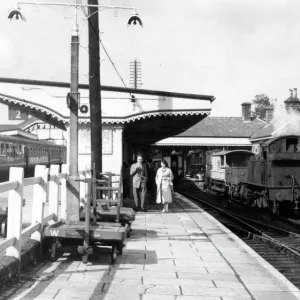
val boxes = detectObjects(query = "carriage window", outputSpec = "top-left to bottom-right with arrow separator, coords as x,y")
18,145 -> 23,156
6,144 -> 10,157
286,138 -> 298,152
0,143 -> 5,156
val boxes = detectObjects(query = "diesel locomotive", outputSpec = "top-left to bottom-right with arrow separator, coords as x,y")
206,134 -> 300,216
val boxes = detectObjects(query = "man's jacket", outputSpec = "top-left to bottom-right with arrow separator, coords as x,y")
130,163 -> 148,188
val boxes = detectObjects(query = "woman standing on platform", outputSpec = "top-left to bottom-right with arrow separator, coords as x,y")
156,159 -> 174,213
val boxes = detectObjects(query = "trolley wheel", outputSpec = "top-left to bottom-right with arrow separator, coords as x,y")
126,226 -> 131,238
110,245 -> 117,264
51,238 -> 58,262
42,238 -> 52,256
117,245 -> 123,255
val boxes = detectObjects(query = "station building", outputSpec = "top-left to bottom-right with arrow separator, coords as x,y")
152,102 -> 266,177
0,81 -> 214,175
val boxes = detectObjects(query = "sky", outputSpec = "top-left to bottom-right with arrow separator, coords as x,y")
1,0 -> 300,123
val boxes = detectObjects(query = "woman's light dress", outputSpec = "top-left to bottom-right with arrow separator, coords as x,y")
155,167 -> 174,204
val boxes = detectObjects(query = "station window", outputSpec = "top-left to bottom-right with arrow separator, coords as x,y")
193,152 -> 203,165
0,143 -> 5,156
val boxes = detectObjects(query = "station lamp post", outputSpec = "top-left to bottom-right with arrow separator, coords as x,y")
8,1 -> 142,222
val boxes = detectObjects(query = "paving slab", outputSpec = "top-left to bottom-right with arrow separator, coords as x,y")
2,193 -> 300,299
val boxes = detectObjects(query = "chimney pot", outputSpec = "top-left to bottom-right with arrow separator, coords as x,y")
265,106 -> 274,123
294,88 -> 298,99
285,88 -> 300,113
241,102 -> 252,122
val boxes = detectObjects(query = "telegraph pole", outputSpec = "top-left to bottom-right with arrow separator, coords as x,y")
88,0 -> 102,178
67,9 -> 80,223
130,60 -> 142,89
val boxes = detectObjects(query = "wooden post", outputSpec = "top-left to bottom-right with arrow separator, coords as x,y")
66,25 -> 80,223
108,173 -> 112,200
45,167 -> 50,203
80,171 -> 86,207
49,165 -> 60,221
83,178 -> 92,264
31,165 -> 48,242
85,170 -> 91,193
60,164 -> 69,221
6,167 -> 24,263
88,0 -> 102,179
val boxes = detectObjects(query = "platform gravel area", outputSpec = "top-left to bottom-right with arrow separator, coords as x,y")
1,193 -> 300,300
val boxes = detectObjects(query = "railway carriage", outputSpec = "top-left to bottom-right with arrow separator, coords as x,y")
0,134 -> 66,180
206,135 -> 300,216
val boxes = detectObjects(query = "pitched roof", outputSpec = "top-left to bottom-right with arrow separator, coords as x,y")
0,124 -> 20,132
176,117 -> 266,138
251,115 -> 300,140
0,117 -> 39,133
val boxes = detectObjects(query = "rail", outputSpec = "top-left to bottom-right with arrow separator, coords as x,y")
0,164 -> 68,275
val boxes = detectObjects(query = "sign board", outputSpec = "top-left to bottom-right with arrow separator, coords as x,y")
79,128 -> 113,155
8,108 -> 29,121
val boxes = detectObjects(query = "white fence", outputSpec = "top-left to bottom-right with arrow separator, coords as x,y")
0,164 -> 69,274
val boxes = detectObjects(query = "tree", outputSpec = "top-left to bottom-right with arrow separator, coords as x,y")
252,94 -> 271,121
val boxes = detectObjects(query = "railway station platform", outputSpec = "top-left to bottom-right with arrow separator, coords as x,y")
2,194 -> 300,300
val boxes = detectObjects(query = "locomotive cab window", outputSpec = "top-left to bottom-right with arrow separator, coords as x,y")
263,150 -> 267,160
286,138 -> 298,152
220,156 -> 225,166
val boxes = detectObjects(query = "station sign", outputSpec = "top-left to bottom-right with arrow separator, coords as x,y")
8,108 -> 29,121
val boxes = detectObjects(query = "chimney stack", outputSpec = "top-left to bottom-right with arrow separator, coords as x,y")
284,88 -> 300,113
241,102 -> 252,122
265,106 -> 274,123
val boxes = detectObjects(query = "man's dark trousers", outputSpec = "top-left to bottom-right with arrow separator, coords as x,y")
133,182 -> 147,209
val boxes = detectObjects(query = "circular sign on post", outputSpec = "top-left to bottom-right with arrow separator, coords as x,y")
80,105 -> 88,114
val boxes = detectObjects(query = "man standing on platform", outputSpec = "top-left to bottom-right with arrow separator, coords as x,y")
130,154 -> 148,212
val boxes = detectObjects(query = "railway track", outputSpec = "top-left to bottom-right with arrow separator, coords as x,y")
180,191 -> 300,288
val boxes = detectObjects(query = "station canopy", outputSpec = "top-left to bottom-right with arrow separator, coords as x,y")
154,137 -> 252,147
0,79 -> 214,144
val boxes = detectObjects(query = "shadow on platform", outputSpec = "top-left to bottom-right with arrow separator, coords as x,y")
2,245 -> 159,300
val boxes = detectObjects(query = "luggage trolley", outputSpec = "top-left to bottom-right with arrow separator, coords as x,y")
43,168 -> 127,264
83,171 -> 135,237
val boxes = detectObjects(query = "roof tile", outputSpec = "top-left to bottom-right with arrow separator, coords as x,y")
176,117 -> 266,138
